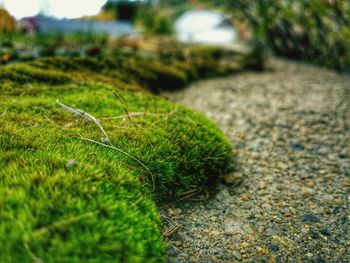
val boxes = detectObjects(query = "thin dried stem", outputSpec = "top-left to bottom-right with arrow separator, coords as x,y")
56,99 -> 110,142
177,188 -> 199,198
1,108 -> 8,116
44,115 -> 56,126
159,212 -> 177,227
163,224 -> 182,237
113,91 -> 131,121
177,192 -> 200,202
23,239 -> 43,263
79,137 -> 155,191
31,211 -> 98,238
190,190 -> 210,201
23,211 -> 99,263
102,112 -> 163,120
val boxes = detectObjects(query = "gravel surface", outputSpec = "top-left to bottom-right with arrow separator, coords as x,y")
163,59 -> 350,263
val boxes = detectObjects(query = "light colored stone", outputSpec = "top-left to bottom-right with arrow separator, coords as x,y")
232,250 -> 242,260
241,194 -> 250,201
215,188 -> 233,204
224,219 -> 255,237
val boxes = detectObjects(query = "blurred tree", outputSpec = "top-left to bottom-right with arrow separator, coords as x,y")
0,8 -> 15,33
103,0 -> 151,21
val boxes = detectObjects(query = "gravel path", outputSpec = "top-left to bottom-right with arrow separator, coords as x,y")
164,59 -> 350,263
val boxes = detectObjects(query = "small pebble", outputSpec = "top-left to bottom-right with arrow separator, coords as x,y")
301,214 -> 321,223
267,243 -> 279,252
241,194 -> 250,201
232,250 -> 242,260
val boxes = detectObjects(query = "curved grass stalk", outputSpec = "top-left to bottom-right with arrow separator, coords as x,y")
79,137 -> 155,191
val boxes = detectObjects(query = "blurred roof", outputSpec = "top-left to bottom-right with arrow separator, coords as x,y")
19,15 -> 137,36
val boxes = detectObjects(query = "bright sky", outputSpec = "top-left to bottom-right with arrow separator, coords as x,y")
0,0 -> 108,19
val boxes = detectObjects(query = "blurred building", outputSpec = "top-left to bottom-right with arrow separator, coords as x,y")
17,17 -> 39,34
17,15 -> 137,36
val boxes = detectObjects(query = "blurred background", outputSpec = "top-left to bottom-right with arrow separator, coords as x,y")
0,0 -> 349,71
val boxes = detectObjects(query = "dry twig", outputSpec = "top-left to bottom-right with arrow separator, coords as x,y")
23,239 -> 43,263
190,190 -> 210,201
1,108 -> 8,116
163,224 -> 182,237
23,211 -> 98,263
113,91 -> 132,121
177,192 -> 200,201
56,99 -> 110,142
159,212 -> 177,227
44,115 -> 56,126
31,211 -> 98,238
177,188 -> 199,198
79,137 -> 155,191
102,112 -> 163,120
177,188 -> 201,201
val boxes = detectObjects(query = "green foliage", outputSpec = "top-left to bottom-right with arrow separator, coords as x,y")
14,41 -> 246,92
102,0 -> 177,34
0,64 -> 72,85
0,32 -> 108,64
135,7 -> 174,35
0,43 -> 242,261
207,0 -> 350,71
103,0 -> 142,21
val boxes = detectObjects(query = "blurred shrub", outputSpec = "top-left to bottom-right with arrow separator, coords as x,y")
208,0 -> 350,71
135,7 -> 174,35
102,1 -> 173,35
267,0 -> 350,71
103,0 -> 141,21
0,32 -> 109,64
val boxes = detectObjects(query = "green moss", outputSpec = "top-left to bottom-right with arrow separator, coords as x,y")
0,44 -> 237,262
0,64 -> 72,85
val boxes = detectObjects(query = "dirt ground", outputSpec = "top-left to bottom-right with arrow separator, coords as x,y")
164,59 -> 350,263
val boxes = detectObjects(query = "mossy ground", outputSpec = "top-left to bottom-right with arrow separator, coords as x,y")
0,43 -> 243,262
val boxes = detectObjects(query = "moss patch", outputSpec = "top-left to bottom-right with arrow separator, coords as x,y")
0,43 -> 240,262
